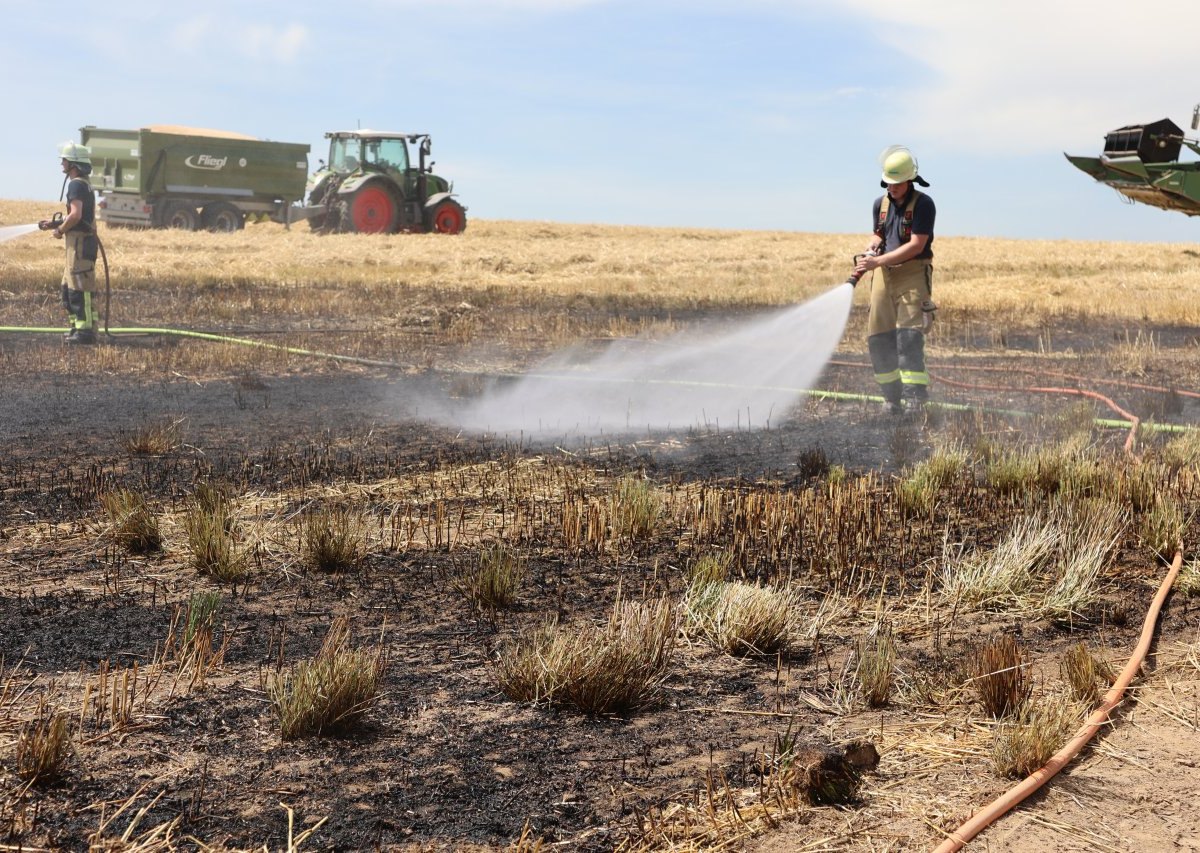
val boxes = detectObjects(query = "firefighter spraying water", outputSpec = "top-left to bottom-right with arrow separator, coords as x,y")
40,142 -> 103,345
846,146 -> 938,415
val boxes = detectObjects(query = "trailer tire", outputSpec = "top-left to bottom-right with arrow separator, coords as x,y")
161,202 -> 200,231
202,202 -> 246,233
426,199 -> 467,235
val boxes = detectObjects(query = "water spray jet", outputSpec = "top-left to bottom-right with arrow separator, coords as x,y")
0,223 -> 40,243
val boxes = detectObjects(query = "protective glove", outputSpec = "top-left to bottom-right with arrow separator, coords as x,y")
846,247 -> 881,287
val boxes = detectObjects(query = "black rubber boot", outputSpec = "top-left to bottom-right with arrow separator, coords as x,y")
65,328 -> 97,345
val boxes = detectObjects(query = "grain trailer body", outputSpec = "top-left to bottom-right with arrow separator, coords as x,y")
80,125 -> 311,231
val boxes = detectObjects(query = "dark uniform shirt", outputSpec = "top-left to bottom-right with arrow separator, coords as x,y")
872,189 -> 935,259
66,177 -> 95,230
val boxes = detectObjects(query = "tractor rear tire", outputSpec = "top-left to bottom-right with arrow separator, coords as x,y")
202,202 -> 245,233
160,202 -> 200,231
307,210 -> 330,233
348,184 -> 399,234
426,199 -> 467,235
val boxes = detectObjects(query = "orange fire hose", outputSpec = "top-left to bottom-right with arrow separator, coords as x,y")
824,359 -> 1147,455
932,548 -> 1185,852
826,358 -> 1200,402
934,363 -> 1200,402
931,375 -> 1142,456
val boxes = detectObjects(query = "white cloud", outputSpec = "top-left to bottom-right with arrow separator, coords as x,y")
236,22 -> 310,63
789,0 -> 1200,154
169,15 -> 309,64
169,16 -> 214,55
363,0 -> 603,8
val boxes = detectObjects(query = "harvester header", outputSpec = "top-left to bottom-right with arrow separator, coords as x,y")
1065,104 -> 1200,217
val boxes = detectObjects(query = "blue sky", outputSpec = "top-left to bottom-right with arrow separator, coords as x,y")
4,0 -> 1200,241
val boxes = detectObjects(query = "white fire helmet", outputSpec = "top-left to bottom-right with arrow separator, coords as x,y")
57,141 -> 91,165
879,145 -> 918,184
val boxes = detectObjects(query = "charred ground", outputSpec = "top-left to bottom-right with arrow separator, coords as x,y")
2,218 -> 1200,851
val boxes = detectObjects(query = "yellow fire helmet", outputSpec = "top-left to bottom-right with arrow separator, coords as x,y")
57,141 -> 91,165
879,145 -> 918,184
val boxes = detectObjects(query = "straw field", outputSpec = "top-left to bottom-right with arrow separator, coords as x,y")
2,196 -> 1200,851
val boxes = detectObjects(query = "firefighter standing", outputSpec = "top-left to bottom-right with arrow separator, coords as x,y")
854,146 -> 937,414
40,142 -> 99,345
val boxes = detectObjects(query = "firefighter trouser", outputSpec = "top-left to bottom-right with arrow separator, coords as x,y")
61,230 -> 98,332
867,259 -> 932,405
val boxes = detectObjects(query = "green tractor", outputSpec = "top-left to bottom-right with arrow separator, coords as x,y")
1065,105 -> 1200,216
304,130 -> 467,234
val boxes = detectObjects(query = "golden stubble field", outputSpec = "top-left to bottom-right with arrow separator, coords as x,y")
2,197 -> 1200,852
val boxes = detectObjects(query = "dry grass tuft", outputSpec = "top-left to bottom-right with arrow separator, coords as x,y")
492,596 -> 677,714
265,616 -> 387,740
1059,641 -> 1110,707
984,440 -> 1092,498
1159,430 -> 1200,470
302,506 -> 365,573
686,551 -> 733,587
101,488 -> 163,553
16,704 -> 73,784
121,416 -> 184,455
611,474 -> 663,542
454,543 -> 525,611
1035,501 -> 1124,621
1138,495 -> 1187,561
796,447 -> 829,479
984,447 -> 1040,497
184,491 -> 250,583
684,579 -> 796,657
1176,558 -> 1200,597
941,514 -> 1056,609
992,695 -> 1081,779
971,635 -> 1032,719
164,591 -> 227,690
853,624 -> 897,708
508,820 -> 545,852
1107,328 -> 1159,378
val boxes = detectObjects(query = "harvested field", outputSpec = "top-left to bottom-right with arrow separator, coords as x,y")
2,199 -> 1200,851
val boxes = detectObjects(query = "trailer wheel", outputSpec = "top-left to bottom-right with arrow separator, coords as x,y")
161,202 -> 200,231
349,184 -> 399,234
426,199 -> 467,235
202,202 -> 245,233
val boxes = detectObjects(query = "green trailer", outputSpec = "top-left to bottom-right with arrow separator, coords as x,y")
1064,106 -> 1200,217
80,125 -> 310,231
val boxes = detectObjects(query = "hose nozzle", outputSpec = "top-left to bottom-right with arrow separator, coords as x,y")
845,247 -> 881,287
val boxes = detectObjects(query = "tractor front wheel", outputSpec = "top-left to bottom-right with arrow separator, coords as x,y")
426,199 -> 467,235
348,184 -> 399,234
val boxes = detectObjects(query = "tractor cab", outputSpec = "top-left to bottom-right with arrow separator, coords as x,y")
327,134 -> 412,177
304,130 -> 465,234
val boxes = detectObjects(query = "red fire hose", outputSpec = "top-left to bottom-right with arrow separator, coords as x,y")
933,548 -> 1185,851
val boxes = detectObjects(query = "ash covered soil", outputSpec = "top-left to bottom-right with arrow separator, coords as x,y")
2,323 -> 1200,852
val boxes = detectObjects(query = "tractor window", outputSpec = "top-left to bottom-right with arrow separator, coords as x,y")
365,138 -> 409,172
329,138 -> 363,172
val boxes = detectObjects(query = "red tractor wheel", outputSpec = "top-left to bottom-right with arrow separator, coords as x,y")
427,199 -> 467,234
349,184 -> 398,233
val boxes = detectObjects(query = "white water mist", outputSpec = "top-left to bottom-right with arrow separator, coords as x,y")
0,223 -> 40,244
444,283 -> 855,436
